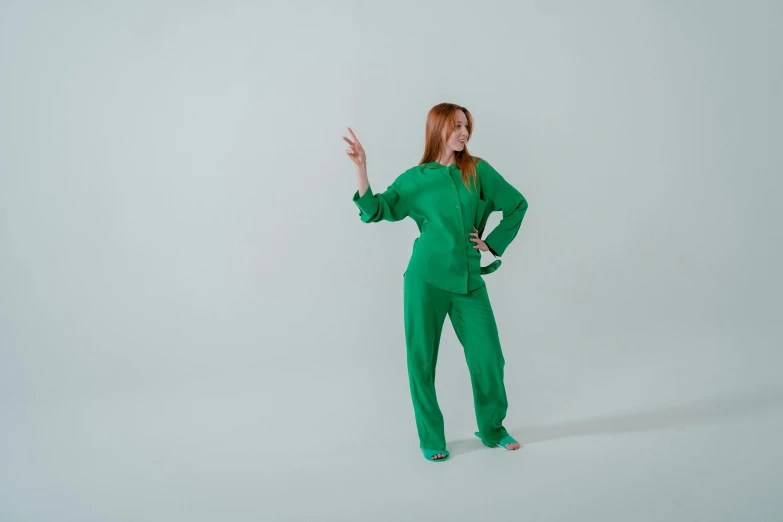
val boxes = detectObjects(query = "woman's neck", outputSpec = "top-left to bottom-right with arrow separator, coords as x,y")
437,151 -> 455,166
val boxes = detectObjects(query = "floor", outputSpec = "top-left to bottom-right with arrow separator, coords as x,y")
2,388 -> 782,522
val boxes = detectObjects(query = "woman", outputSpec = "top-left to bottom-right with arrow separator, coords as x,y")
344,102 -> 529,462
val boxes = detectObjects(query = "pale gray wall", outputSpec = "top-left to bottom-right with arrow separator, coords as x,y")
1,1 -> 781,521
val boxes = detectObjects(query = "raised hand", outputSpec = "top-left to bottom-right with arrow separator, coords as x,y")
343,127 -> 367,168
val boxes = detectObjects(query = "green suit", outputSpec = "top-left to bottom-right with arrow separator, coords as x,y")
352,158 -> 528,450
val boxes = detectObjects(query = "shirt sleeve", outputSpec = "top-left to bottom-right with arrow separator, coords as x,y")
352,181 -> 409,223
479,159 -> 528,257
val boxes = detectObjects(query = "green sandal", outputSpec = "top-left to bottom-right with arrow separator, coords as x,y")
421,448 -> 450,462
475,431 -> 520,450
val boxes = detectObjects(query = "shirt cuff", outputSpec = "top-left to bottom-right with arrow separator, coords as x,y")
352,186 -> 378,217
486,241 -> 500,258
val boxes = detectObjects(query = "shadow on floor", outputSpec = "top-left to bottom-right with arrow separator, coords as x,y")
445,389 -> 783,458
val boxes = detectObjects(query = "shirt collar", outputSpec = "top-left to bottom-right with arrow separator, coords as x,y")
422,161 -> 453,169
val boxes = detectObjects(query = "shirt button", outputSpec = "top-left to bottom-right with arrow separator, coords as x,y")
451,184 -> 455,187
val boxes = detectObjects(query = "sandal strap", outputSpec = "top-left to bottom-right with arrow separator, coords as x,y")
421,448 -> 449,458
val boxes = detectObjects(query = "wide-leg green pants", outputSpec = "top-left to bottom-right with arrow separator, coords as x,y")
403,269 -> 510,450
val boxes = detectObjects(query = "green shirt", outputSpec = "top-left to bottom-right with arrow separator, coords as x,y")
352,158 -> 528,294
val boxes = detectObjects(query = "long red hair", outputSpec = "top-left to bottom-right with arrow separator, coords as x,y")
418,102 -> 481,192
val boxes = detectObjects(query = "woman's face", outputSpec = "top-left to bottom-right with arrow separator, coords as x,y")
444,110 -> 470,152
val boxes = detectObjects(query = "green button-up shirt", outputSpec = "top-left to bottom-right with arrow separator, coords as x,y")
352,158 -> 528,294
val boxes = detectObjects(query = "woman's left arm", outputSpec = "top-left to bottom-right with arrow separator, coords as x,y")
479,159 -> 529,258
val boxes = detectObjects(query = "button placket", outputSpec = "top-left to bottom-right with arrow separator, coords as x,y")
446,169 -> 470,277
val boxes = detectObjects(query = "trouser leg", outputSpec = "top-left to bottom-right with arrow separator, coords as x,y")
449,284 -> 510,447
403,272 -> 451,450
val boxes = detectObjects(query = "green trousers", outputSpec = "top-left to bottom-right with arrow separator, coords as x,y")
403,269 -> 510,450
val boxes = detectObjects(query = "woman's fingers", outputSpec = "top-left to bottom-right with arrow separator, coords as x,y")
343,133 -> 363,158
343,129 -> 366,166
468,231 -> 487,250
347,127 -> 364,149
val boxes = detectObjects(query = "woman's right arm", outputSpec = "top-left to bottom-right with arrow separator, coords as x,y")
345,127 -> 409,223
356,163 -> 370,198
352,169 -> 409,223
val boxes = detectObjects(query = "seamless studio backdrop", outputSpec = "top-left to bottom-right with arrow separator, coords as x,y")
1,1 -> 782,521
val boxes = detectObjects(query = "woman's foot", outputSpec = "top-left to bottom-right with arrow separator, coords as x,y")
421,448 -> 450,461
475,431 -> 521,450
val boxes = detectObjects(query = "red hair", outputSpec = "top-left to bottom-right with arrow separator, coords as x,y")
418,102 -> 481,192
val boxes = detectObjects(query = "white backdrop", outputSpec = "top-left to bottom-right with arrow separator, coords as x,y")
1,1 -> 782,521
